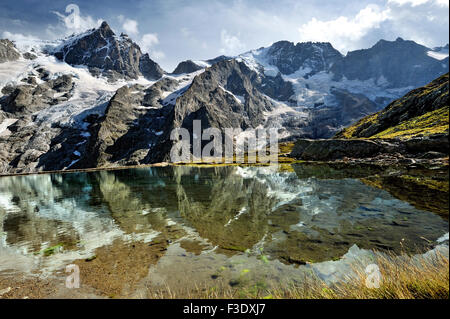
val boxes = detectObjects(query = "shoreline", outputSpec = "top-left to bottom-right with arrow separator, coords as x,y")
0,157 -> 447,178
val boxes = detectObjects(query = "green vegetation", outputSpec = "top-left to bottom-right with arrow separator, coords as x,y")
39,244 -> 64,256
339,113 -> 379,139
372,107 -> 449,139
337,73 -> 449,140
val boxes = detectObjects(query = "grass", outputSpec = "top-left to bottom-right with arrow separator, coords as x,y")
371,106 -> 449,139
337,73 -> 449,140
337,113 -> 379,139
171,141 -> 300,169
147,250 -> 449,299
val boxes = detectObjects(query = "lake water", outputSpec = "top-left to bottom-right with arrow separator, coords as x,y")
0,164 -> 448,297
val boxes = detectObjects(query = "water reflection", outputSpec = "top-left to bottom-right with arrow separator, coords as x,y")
0,165 -> 448,277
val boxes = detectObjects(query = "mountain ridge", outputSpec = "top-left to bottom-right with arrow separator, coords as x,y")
0,21 -> 449,174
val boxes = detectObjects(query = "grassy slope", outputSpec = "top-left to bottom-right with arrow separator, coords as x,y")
337,73 -> 449,140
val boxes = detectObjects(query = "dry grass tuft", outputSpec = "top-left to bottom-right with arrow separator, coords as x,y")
147,250 -> 449,299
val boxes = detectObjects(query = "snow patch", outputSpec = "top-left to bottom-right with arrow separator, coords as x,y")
427,50 -> 449,61
0,119 -> 18,137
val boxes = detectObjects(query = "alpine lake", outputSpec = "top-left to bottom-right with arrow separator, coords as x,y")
0,163 -> 448,298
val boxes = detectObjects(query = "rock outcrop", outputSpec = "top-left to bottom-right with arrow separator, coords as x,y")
0,39 -> 21,63
290,135 -> 448,161
172,60 -> 204,74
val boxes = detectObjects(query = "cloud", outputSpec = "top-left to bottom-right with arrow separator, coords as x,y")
1,31 -> 40,50
150,50 -> 166,60
219,29 -> 245,55
51,5 -> 165,61
388,0 -> 449,7
117,14 -> 164,59
298,4 -> 391,52
52,3 -> 102,35
138,33 -> 165,59
122,19 -> 139,36
140,33 -> 159,50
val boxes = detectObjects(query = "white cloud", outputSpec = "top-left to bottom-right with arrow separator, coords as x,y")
2,31 -> 38,42
140,33 -> 159,50
150,50 -> 166,60
52,3 -> 102,36
139,33 -> 164,59
1,31 -> 40,50
388,0 -> 449,7
298,4 -> 391,51
122,19 -> 139,36
219,29 -> 245,55
117,15 -> 164,59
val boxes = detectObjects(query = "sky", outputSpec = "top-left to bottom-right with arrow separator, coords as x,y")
0,0 -> 448,71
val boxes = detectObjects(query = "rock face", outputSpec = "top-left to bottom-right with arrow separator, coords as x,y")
75,59 -> 278,167
331,38 -> 448,88
290,135 -> 449,161
172,60 -> 204,74
264,41 -> 343,76
52,21 -> 165,80
139,53 -> 165,80
0,67 -> 77,173
78,79 -> 178,168
172,56 -> 232,74
0,39 -> 21,63
291,74 -> 449,162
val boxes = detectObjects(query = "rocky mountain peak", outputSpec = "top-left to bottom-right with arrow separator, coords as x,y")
264,40 -> 343,75
99,20 -> 111,30
172,60 -> 204,74
52,21 -> 165,81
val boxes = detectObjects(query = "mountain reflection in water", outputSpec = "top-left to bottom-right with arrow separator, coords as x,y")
0,164 -> 448,296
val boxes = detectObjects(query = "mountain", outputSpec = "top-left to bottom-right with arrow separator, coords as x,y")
330,37 -> 448,89
258,40 -> 343,76
171,56 -> 231,74
0,21 -> 449,174
337,73 -> 448,139
172,60 -> 204,74
290,73 -> 449,162
51,21 -> 165,81
0,39 -> 20,63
